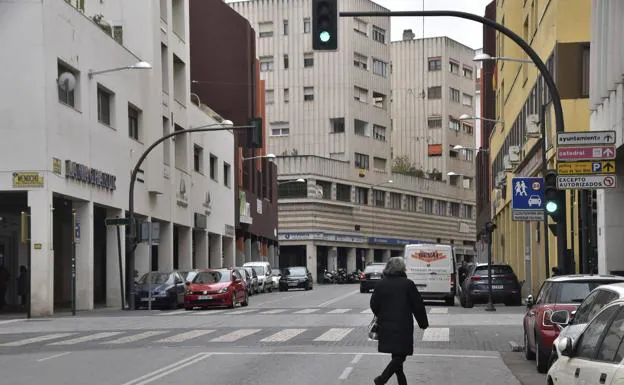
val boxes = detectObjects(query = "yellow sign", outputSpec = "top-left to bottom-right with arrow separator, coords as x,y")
52,158 -> 62,175
557,161 -> 616,175
12,172 -> 44,188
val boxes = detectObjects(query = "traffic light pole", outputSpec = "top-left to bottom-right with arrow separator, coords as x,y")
539,104 -> 550,277
125,123 -> 253,310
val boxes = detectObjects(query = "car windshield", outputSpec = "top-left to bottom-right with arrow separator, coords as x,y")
244,267 -> 256,277
272,269 -> 282,276
365,264 -> 385,273
557,281 -> 622,303
474,265 -> 514,275
285,267 -> 306,276
138,272 -> 170,285
185,271 -> 197,282
193,270 -> 230,284
252,266 -> 265,275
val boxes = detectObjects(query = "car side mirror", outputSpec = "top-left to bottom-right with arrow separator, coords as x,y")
526,294 -> 534,308
570,310 -> 577,320
557,336 -> 574,357
184,281 -> 191,286
551,310 -> 570,326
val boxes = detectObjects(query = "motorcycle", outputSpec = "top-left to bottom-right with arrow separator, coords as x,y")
323,269 -> 336,284
336,268 -> 348,284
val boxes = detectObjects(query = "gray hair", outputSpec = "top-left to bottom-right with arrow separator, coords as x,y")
383,257 -> 406,276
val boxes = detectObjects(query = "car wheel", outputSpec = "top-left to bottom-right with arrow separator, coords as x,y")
535,333 -> 549,373
241,293 -> 249,307
444,296 -> 455,306
170,295 -> 178,310
548,349 -> 558,369
524,329 -> 535,360
227,293 -> 235,309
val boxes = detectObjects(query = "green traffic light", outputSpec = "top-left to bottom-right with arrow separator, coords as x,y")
319,31 -> 331,42
546,201 -> 558,213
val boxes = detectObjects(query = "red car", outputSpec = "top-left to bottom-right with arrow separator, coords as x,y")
523,274 -> 624,373
184,268 -> 248,310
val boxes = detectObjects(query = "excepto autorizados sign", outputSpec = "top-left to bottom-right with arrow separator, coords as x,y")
556,175 -> 617,190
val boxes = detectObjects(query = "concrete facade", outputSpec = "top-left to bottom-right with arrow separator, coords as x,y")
0,0 -> 234,316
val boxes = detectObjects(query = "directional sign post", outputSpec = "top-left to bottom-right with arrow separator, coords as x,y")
557,175 -> 617,190
557,146 -> 616,161
557,131 -> 616,146
511,177 -> 545,221
557,161 -> 616,175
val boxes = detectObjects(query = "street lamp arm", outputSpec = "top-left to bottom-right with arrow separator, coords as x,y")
339,10 -> 564,137
490,56 -> 534,64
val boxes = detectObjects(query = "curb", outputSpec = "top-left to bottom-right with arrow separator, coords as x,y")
509,341 -> 523,352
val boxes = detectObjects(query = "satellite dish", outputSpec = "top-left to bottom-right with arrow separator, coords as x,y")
58,72 -> 76,92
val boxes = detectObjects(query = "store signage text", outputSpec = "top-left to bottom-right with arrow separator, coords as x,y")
65,160 -> 116,191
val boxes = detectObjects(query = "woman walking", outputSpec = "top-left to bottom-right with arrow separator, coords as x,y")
370,257 -> 429,385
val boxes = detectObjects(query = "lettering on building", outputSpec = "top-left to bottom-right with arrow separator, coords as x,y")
64,161 -> 116,191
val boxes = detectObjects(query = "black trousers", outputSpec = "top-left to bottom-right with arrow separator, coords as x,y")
377,354 -> 407,385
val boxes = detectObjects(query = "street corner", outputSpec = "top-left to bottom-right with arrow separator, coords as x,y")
501,350 -> 546,385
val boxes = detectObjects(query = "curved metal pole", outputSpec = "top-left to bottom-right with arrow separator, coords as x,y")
339,10 -> 564,135
126,123 -> 252,310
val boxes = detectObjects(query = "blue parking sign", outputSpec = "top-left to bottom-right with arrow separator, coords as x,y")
512,177 -> 545,210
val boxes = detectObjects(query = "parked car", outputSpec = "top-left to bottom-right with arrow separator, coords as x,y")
359,263 -> 385,293
459,263 -> 522,308
547,298 -> 624,385
270,268 -> 281,290
134,271 -> 186,310
235,267 -> 255,296
279,266 -> 313,291
243,267 -> 260,294
243,262 -> 273,293
523,274 -> 624,373
179,270 -> 199,284
184,268 -> 248,310
548,282 -> 624,369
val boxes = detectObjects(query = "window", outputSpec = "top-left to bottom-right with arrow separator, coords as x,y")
461,149 -> 474,161
582,45 -> 590,97
283,54 -> 289,69
354,53 -> 368,70
373,157 -> 387,171
461,204 -> 473,219
172,0 -> 185,39
423,198 -> 433,214
462,122 -> 473,135
373,125 -> 386,141
283,88 -> 289,103
283,20 -> 288,35
428,58 -> 441,71
354,153 -> 369,169
428,117 -> 442,129
209,154 -> 217,180
373,190 -> 385,207
355,187 -> 368,205
161,44 -> 169,93
449,117 -> 460,131
354,86 -> 368,102
449,87 -> 460,103
173,54 -> 186,103
354,18 -> 368,35
596,307 -> 624,362
449,146 -> 459,158
406,196 -> 417,212
162,118 -> 171,165
270,122 -> 289,137
258,22 -> 273,37
112,25 -> 123,44
463,66 -> 473,78
303,86 -> 314,101
428,144 -> 442,156
159,0 -> 167,21
57,61 -> 78,108
193,145 -> 203,173
462,93 -> 473,106
389,193 -> 401,209
449,60 -> 460,74
372,26 -> 385,43
128,104 -> 140,140
436,200 -> 446,215
260,56 -> 274,72
303,18 -> 311,33
372,59 -> 388,77
523,17 -> 529,83
354,119 -> 368,136
372,92 -> 387,109
575,305 -> 619,359
428,86 -> 441,99
450,202 -> 460,217
303,52 -> 314,67
336,183 -> 351,202
223,162 -> 231,187
265,89 -> 274,104
330,118 -> 345,133
97,86 -> 113,126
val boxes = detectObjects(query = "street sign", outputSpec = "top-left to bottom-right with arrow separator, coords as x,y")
141,222 -> 160,244
511,177 -> 544,221
557,131 -> 616,146
105,217 -> 130,226
557,161 -> 616,175
557,175 -> 617,190
557,146 -> 616,161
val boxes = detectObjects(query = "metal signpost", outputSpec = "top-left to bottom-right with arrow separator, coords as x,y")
511,177 -> 545,221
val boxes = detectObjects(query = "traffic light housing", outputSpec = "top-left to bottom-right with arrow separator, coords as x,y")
544,169 -> 563,222
312,0 -> 338,50
247,117 -> 263,149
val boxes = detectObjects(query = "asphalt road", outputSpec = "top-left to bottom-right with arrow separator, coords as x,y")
0,284 -> 544,384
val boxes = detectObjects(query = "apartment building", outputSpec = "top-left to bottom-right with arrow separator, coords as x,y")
391,34 -> 477,187
0,0 -> 235,316
489,0 -> 591,295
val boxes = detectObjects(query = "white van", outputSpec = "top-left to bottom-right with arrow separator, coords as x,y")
403,244 -> 456,306
243,261 -> 273,293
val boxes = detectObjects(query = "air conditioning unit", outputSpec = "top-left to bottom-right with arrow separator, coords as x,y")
503,155 -> 513,171
496,171 -> 506,187
526,114 -> 541,138
508,146 -> 521,164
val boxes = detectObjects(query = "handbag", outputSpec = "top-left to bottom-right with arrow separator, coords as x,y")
368,315 -> 379,341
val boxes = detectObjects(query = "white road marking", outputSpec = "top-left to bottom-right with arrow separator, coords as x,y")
429,307 -> 449,314
36,352 -> 71,362
199,351 -> 499,359
0,333 -> 75,347
49,332 -> 123,345
210,329 -> 261,342
351,354 -> 363,364
0,319 -> 22,325
294,308 -> 319,314
156,309 -> 187,316
327,308 -> 350,314
422,327 -> 450,342
360,309 -> 373,314
261,328 -> 306,342
314,328 -> 354,342
338,367 -> 353,380
260,309 -> 288,314
102,331 -> 167,345
318,290 -> 359,307
192,309 -> 227,315
226,309 -> 257,315
120,353 -> 212,385
156,330 -> 215,343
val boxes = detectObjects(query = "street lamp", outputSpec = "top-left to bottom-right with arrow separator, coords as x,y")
88,61 -> 152,78
278,178 -> 306,185
484,221 -> 497,311
473,52 -> 534,64
458,114 -> 504,125
452,145 -> 490,153
242,153 -> 276,161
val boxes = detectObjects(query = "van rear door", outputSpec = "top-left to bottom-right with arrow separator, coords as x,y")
404,245 -> 453,295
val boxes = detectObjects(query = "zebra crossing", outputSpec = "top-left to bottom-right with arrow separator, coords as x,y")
154,306 -> 445,317
0,325 -> 452,349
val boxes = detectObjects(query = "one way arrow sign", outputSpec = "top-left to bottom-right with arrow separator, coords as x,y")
603,162 -> 615,173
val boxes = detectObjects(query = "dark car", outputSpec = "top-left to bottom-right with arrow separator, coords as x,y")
359,263 -> 385,293
459,263 -> 521,308
134,271 -> 186,310
279,266 -> 313,291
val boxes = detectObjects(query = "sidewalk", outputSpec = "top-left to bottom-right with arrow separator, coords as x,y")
501,351 -> 546,385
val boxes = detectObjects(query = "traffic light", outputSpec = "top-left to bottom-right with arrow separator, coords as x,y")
544,169 -> 562,222
247,117 -> 263,149
312,0 -> 338,50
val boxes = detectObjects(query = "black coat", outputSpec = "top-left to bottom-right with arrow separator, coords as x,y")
370,273 -> 429,355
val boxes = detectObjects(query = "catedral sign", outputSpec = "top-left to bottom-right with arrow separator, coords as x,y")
410,250 -> 448,264
65,160 -> 116,191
